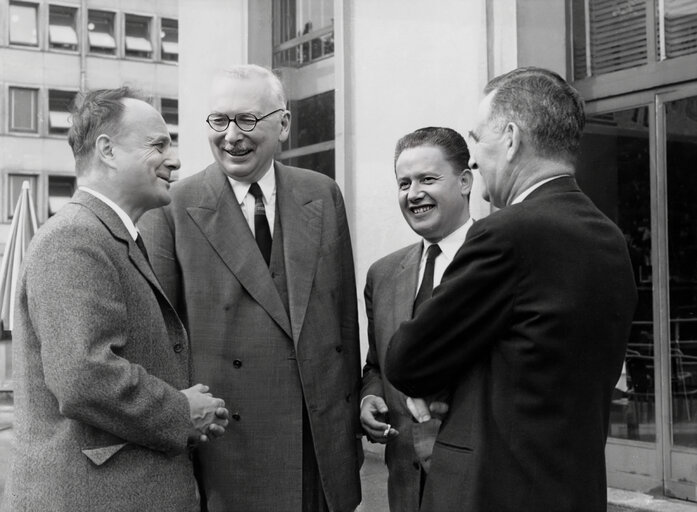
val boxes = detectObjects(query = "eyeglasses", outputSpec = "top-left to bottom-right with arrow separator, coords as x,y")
206,109 -> 285,133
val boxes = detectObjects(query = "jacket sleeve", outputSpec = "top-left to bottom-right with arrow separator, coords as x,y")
384,222 -> 517,397
361,266 -> 384,399
27,225 -> 191,455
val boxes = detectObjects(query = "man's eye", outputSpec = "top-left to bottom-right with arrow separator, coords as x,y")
398,182 -> 410,190
422,177 -> 435,184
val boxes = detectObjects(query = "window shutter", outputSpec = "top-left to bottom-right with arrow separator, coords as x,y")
663,0 -> 697,58
590,0 -> 648,75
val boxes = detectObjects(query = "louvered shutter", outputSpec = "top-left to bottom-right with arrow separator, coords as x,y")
663,0 -> 697,58
589,0 -> 648,75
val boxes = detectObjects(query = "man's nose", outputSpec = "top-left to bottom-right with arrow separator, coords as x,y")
223,121 -> 245,141
407,182 -> 425,201
165,148 -> 181,171
468,156 -> 478,170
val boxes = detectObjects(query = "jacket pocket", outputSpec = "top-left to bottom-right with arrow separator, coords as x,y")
81,443 -> 129,465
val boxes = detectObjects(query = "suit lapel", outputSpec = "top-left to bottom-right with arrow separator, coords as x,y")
185,165 -> 292,338
275,163 -> 322,344
72,191 -> 166,296
394,243 -> 422,327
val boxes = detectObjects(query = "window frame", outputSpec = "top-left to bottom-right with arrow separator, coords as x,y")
47,88 -> 76,137
87,8 -> 117,57
8,86 -> 40,134
48,3 -> 79,53
124,12 -> 154,60
8,0 -> 40,48
160,17 -> 178,63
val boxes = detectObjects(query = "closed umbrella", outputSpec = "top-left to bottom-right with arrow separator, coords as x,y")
0,180 -> 38,334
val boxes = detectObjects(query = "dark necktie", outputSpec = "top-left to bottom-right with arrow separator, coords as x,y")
135,233 -> 150,263
248,182 -> 272,266
413,244 -> 441,316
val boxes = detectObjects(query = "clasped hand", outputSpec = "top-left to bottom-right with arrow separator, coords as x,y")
181,383 -> 230,444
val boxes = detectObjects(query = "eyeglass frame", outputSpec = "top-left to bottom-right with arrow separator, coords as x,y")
205,108 -> 287,133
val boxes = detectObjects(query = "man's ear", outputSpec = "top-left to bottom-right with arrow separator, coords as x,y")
459,169 -> 474,196
504,122 -> 521,162
278,110 -> 291,143
95,134 -> 116,166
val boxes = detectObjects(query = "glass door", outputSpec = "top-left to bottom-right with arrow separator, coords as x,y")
578,83 -> 697,500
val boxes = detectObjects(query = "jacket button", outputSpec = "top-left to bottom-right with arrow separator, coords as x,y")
233,359 -> 242,368
173,344 -> 183,353
232,412 -> 241,421
335,345 -> 343,353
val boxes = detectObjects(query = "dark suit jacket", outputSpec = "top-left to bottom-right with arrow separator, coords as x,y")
362,242 -> 425,512
140,162 -> 363,512
1,191 -> 197,512
385,177 -> 637,512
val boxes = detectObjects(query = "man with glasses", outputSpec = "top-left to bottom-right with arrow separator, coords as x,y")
140,65 -> 363,512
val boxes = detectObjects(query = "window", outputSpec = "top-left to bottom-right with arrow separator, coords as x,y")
572,0 -> 697,80
6,174 -> 38,220
48,176 -> 76,217
48,90 -> 76,135
273,0 -> 334,67
9,1 -> 38,47
9,87 -> 38,133
88,10 -> 116,55
161,98 -> 178,143
125,14 -> 153,59
160,18 -> 178,62
49,5 -> 78,51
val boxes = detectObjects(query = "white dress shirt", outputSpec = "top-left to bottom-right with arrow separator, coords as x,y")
417,217 -> 474,297
227,162 -> 276,238
79,186 -> 139,241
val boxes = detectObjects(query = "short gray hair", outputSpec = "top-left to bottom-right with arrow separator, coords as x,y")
218,64 -> 287,108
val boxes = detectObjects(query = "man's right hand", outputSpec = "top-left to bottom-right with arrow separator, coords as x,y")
360,395 -> 398,443
181,383 -> 229,444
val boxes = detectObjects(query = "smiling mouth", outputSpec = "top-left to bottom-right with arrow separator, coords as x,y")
225,147 -> 254,157
411,205 -> 434,214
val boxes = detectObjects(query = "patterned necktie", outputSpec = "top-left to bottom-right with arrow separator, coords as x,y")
135,233 -> 150,263
248,182 -> 272,266
413,244 -> 441,316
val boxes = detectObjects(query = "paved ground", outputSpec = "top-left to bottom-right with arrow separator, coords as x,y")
1,395 -> 696,512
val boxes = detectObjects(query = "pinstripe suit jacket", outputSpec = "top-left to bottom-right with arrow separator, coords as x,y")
1,191 -> 198,512
139,162 -> 363,512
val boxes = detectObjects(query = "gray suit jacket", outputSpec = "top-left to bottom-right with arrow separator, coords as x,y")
140,162 -> 363,512
1,191 -> 198,512
362,242 -> 424,512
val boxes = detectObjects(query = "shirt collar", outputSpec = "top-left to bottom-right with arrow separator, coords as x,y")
423,217 -> 474,263
79,186 -> 139,241
228,161 -> 276,204
511,175 -> 570,205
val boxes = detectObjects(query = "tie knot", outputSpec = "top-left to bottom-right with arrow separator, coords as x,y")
425,243 -> 441,262
248,182 -> 264,200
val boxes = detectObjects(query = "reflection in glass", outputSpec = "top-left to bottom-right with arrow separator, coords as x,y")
577,106 -> 654,442
666,96 -> 697,448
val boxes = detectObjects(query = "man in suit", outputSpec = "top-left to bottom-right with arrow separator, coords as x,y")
1,87 -> 228,512
385,67 -> 638,512
361,127 -> 473,511
139,64 -> 363,512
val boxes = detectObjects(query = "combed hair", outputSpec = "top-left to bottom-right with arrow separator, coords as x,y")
68,86 -> 146,174
394,126 -> 470,174
484,66 -> 585,163
218,64 -> 287,109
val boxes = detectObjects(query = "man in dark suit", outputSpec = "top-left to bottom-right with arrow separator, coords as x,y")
140,65 -> 363,512
385,67 -> 638,512
1,87 -> 228,512
361,127 -> 473,511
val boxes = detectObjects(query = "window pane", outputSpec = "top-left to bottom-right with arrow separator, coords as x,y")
48,176 -> 76,217
665,96 -> 697,448
283,91 -> 334,151
161,98 -> 178,142
661,0 -> 697,59
583,0 -> 649,76
49,5 -> 78,51
572,0 -> 588,80
7,175 -> 38,220
88,10 -> 116,54
9,87 -> 38,133
161,18 -> 178,62
9,2 -> 38,47
577,107 -> 654,442
272,0 -> 334,67
282,149 -> 334,179
125,14 -> 153,59
48,90 -> 77,135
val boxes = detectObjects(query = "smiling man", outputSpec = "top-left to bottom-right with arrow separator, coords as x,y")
1,87 -> 229,512
360,127 -> 473,511
139,65 -> 363,512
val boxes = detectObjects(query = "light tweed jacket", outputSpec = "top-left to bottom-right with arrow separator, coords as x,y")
1,191 -> 199,512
